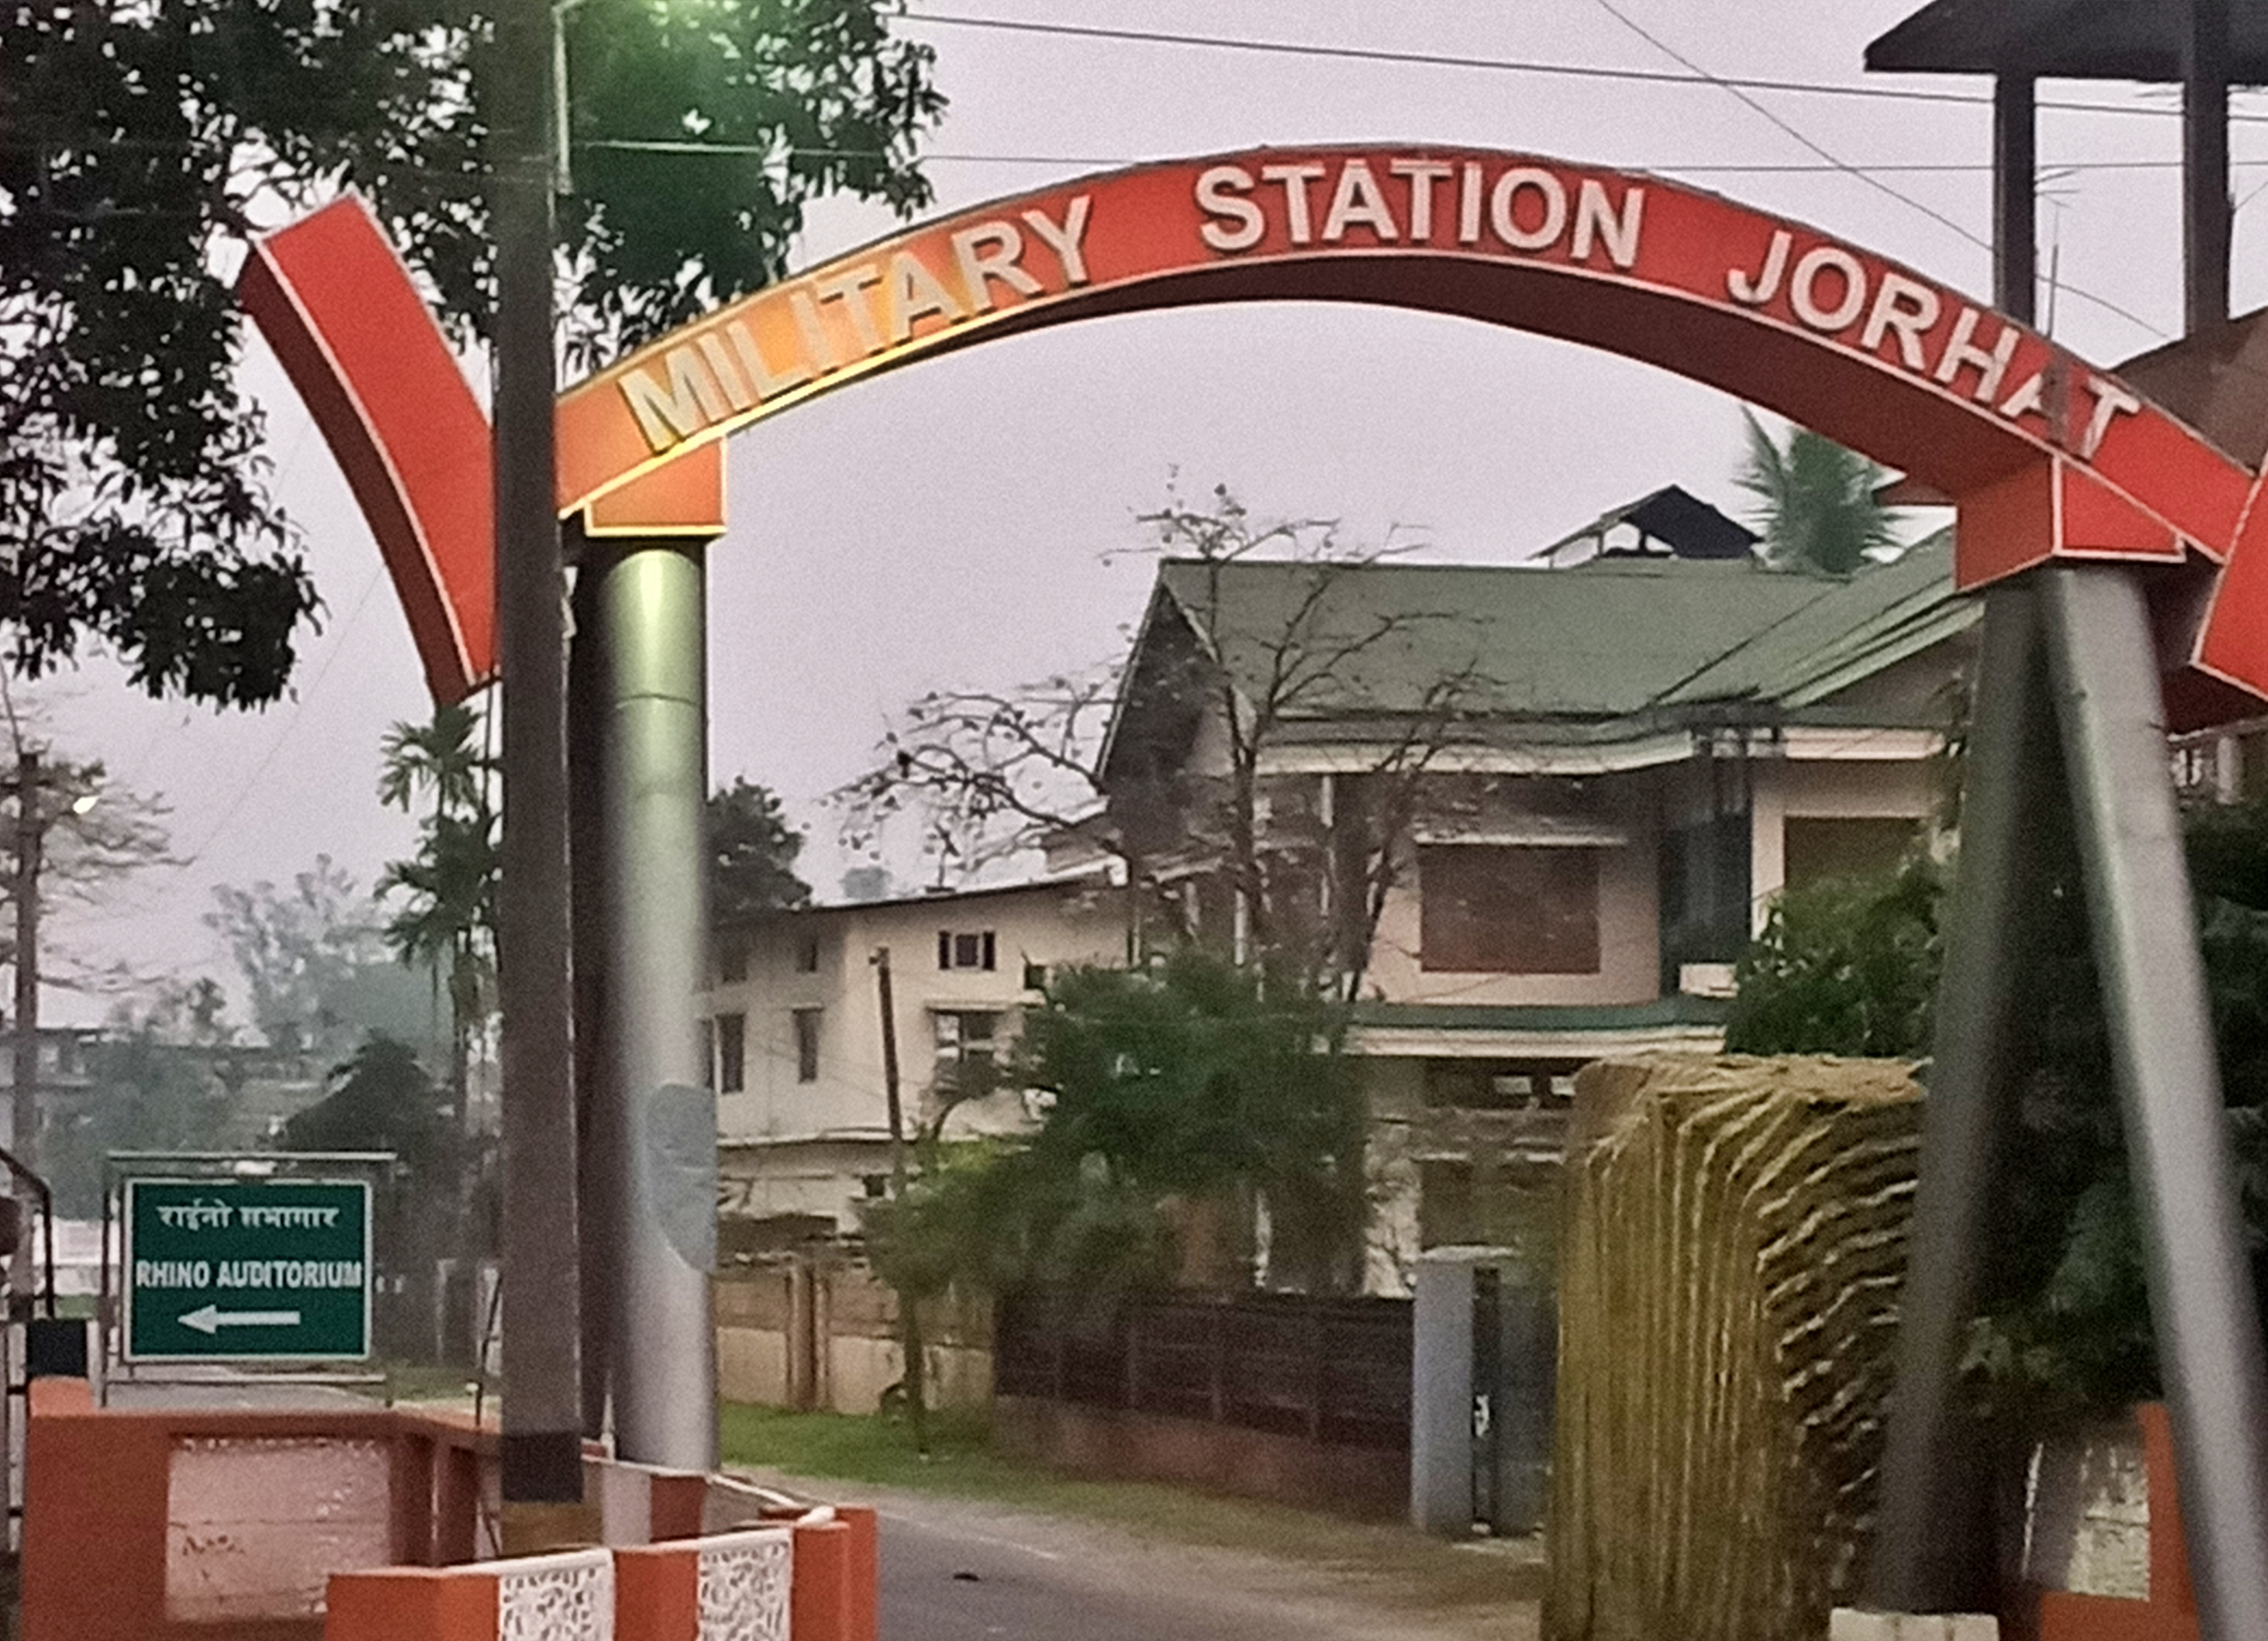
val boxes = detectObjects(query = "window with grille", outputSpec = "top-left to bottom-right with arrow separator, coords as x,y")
715,1011 -> 747,1093
716,937 -> 748,984
933,1010 -> 1000,1093
1418,844 -> 1600,973
792,1008 -> 822,1084
937,930 -> 997,971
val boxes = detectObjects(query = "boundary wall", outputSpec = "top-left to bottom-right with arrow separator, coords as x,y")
21,1378 -> 876,1641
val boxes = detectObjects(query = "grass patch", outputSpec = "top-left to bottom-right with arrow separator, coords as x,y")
717,1403 -> 1545,1611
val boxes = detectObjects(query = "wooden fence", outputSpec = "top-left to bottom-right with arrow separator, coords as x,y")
992,1289 -> 1411,1451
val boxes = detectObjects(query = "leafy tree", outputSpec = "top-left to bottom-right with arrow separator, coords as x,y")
377,703 -> 498,1117
1723,857 -> 1943,1057
45,997 -> 239,1215
0,0 -> 943,705
208,856 -> 429,1062
864,949 -> 1368,1307
280,1035 -> 454,1180
708,777 -> 812,924
1726,796 -> 2268,1425
1734,410 -> 1902,576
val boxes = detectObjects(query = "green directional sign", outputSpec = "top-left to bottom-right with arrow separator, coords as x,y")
124,1177 -> 372,1361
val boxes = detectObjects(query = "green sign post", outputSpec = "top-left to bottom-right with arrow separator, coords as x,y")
123,1177 -> 372,1362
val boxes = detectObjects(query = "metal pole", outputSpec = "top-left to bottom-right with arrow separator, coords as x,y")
594,537 -> 716,1470
2184,0 -> 2232,335
871,949 -> 926,1453
11,750 -> 40,1315
874,949 -> 906,1193
1991,75 -> 2036,327
1869,583 -> 2054,1611
2042,565 -> 2268,1641
569,556 -> 613,1442
12,750 -> 36,1176
491,0 -> 582,1527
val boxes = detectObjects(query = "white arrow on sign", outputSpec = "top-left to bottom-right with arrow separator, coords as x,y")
180,1304 -> 302,1336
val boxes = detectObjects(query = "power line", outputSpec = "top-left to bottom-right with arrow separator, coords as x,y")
177,562 -> 389,871
1586,0 -> 2167,341
898,9 -> 2268,127
579,139 -> 2268,180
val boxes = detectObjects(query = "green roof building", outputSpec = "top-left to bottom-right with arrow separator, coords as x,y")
1096,528 -> 1974,1290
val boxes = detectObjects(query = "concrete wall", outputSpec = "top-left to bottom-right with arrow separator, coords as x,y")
713,1265 -> 991,1416
22,1379 -> 500,1641
991,1396 -> 1409,1521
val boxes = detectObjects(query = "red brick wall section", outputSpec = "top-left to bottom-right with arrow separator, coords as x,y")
325,1570 -> 498,1641
649,1472 -> 709,1543
22,1378 -> 171,1641
790,1519 -> 851,1641
837,1507 -> 878,1641
611,1546 -> 699,1641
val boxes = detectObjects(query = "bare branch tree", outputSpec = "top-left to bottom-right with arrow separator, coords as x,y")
839,486 -> 1493,996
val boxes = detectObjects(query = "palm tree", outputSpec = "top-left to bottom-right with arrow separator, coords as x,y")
1733,409 -> 1902,577
376,703 -> 497,1123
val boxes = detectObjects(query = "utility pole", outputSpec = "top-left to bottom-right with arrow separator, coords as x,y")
12,750 -> 37,1182
491,0 -> 582,1547
871,948 -> 926,1454
10,749 -> 40,1309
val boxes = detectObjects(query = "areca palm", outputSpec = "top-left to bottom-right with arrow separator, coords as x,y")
377,704 -> 498,1121
1734,409 -> 1902,577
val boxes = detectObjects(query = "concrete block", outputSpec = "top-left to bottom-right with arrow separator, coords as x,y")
1830,1610 -> 1895,1641
1827,1612 -> 2000,1641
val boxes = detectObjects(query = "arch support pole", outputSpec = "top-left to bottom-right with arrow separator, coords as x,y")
2041,565 -> 2268,1641
1875,567 -> 2268,1641
587,532 -> 718,1470
1871,583 -> 2053,1610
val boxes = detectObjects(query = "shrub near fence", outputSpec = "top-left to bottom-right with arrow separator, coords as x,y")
991,1289 -> 1413,1516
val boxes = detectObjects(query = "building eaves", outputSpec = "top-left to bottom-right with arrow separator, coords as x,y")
1154,555 -> 1835,723
1349,994 -> 1733,1033
713,867 -> 1119,934
1655,533 -> 1973,710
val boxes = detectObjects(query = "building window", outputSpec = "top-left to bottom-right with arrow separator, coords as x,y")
716,937 -> 748,984
792,1008 -> 822,1085
1782,816 -> 1920,890
937,930 -> 997,972
1423,1059 -> 1585,1111
933,1010 -> 1000,1092
1022,960 -> 1048,992
1418,1159 -> 1476,1249
699,1018 -> 714,1090
794,934 -> 820,973
716,1011 -> 747,1093
1418,844 -> 1600,973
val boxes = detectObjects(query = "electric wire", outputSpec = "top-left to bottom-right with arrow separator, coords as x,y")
174,561 -> 390,872
897,9 -> 2268,127
1585,0 -> 2167,339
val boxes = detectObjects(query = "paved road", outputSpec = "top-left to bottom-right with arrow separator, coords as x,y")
737,1471 -> 1540,1641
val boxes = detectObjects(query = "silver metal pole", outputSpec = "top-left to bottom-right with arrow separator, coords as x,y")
594,537 -> 717,1469
1870,582 -> 2054,1611
2042,565 -> 2268,1641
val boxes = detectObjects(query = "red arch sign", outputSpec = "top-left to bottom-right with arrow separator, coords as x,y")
247,147 -> 2268,705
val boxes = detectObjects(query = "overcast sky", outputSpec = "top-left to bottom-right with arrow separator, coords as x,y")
35,0 -> 2268,1024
